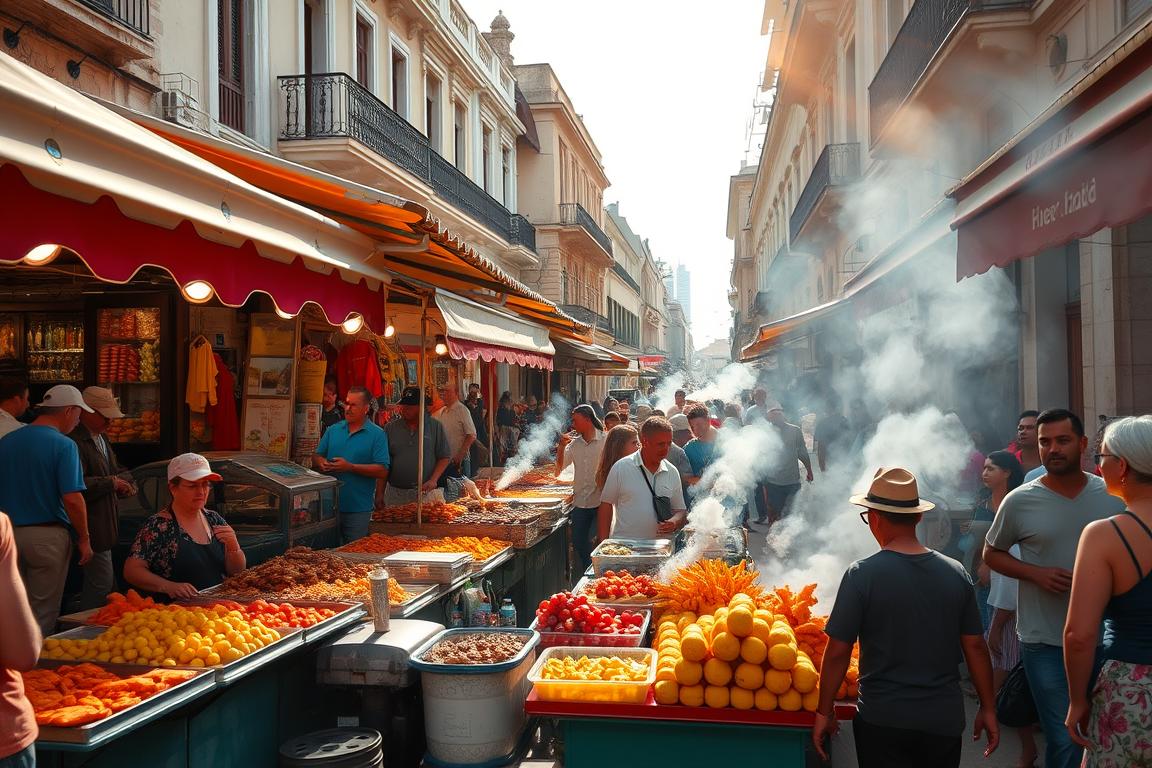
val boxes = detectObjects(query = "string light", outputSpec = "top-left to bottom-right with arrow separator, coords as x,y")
341,314 -> 364,334
182,280 -> 213,303
23,244 -> 61,265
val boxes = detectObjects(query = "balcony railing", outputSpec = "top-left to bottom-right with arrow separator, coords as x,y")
559,203 -> 613,256
77,0 -> 149,36
789,143 -> 860,241
869,0 -> 1032,141
611,262 -> 641,294
560,304 -> 613,333
279,73 -> 535,252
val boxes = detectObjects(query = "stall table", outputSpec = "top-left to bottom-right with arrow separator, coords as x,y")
525,691 -> 856,767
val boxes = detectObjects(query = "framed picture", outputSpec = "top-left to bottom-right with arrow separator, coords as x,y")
246,357 -> 293,396
241,398 -> 292,457
249,313 -> 296,356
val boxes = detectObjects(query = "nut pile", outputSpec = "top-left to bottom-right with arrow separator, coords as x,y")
218,547 -> 374,596
456,499 -> 541,525
420,633 -> 529,665
372,502 -> 467,524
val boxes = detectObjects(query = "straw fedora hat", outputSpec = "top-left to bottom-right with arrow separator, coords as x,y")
850,467 -> 936,514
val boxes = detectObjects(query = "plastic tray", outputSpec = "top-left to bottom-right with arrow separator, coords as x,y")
527,646 -> 656,704
574,575 -> 659,611
31,660 -> 217,748
409,628 -> 541,674
591,538 -> 673,577
528,608 -> 651,649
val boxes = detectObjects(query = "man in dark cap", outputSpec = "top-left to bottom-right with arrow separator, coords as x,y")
379,386 -> 451,507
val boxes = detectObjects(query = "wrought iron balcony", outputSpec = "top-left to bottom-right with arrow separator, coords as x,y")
789,143 -> 861,242
77,0 -> 149,36
869,0 -> 1032,141
558,203 -> 613,257
560,305 -> 613,333
279,73 -> 536,252
611,262 -> 641,294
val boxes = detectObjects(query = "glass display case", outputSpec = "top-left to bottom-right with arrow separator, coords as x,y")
26,313 -> 84,384
96,307 -> 161,444
0,313 -> 22,362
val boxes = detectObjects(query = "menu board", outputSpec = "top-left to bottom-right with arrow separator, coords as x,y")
240,398 -> 291,457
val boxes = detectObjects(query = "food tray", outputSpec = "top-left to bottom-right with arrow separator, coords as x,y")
573,575 -> 659,611
368,519 -> 541,549
527,646 -> 656,704
178,597 -> 366,645
470,543 -> 515,574
528,609 -> 651,649
591,538 -> 673,577
380,551 -> 473,584
32,659 -> 217,748
391,582 -> 440,618
409,627 -> 541,674
334,533 -> 432,562
45,625 -> 305,685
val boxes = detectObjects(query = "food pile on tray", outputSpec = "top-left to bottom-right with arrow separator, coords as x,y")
372,501 -> 467,524
216,547 -> 411,604
582,570 -> 661,603
456,498 -> 542,525
82,590 -> 339,629
340,533 -> 511,561
419,632 -> 531,665
23,664 -> 199,726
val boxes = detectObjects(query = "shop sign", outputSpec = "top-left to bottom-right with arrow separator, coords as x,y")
1030,177 -> 1097,232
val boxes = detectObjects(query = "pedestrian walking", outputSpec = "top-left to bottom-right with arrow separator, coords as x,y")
813,467 -> 999,767
984,408 -> 1124,768
0,384 -> 93,636
556,405 -> 605,574
759,401 -> 813,523
1064,415 -> 1152,767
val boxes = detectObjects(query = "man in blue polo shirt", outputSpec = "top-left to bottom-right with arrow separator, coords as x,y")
313,386 -> 390,543
0,384 -> 93,636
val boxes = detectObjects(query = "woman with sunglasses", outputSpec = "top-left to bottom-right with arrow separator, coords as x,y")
124,453 -> 245,599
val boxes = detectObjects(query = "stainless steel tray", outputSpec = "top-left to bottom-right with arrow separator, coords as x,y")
391,582 -> 441,618
45,625 -> 305,685
179,597 -> 366,645
590,537 -> 673,577
31,660 -> 216,748
381,551 -> 473,584
470,544 -> 515,574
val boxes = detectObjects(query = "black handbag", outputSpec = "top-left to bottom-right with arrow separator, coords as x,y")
996,661 -> 1039,727
638,465 -> 675,522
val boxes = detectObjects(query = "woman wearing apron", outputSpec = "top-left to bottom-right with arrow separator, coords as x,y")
124,453 -> 246,599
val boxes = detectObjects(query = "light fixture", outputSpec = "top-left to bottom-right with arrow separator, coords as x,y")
182,280 -> 214,303
341,314 -> 364,334
23,244 -> 61,265
383,319 -> 396,338
66,55 -> 89,80
434,334 -> 448,356
274,306 -> 295,320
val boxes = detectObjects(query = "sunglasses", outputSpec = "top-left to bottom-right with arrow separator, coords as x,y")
1094,452 -> 1115,465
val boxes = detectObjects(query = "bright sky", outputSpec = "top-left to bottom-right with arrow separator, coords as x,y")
465,0 -> 768,349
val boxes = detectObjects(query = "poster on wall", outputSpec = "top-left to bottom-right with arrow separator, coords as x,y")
249,314 -> 296,356
241,398 -> 292,457
246,357 -> 293,396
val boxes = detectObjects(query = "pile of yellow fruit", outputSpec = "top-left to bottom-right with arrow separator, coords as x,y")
41,606 -> 280,668
653,592 -> 820,711
538,654 -> 650,682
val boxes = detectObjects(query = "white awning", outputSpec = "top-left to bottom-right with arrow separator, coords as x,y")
434,290 -> 555,369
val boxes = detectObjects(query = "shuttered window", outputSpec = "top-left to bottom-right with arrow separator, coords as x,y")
218,0 -> 245,132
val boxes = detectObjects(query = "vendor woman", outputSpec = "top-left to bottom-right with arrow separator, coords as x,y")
124,453 -> 245,598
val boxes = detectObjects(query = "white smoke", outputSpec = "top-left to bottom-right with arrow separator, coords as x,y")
495,394 -> 570,490
652,374 -> 687,413
686,362 -> 756,406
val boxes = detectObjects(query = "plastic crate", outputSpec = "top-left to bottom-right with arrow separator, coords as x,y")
527,646 -> 656,704
528,609 -> 651,649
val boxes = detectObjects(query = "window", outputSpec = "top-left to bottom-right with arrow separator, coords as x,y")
482,125 -> 492,192
355,14 -> 372,89
1123,0 -> 1152,25
390,42 -> 409,119
501,146 -> 512,207
425,72 -> 442,150
844,39 -> 857,143
886,0 -> 905,45
453,101 -> 467,171
218,0 -> 246,132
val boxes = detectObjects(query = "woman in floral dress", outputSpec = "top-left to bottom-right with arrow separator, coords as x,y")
1064,416 -> 1152,767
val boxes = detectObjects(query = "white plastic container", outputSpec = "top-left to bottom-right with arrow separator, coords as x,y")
408,628 -> 539,767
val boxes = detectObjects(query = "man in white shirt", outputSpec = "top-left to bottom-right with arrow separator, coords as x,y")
597,417 -> 687,541
556,404 -> 605,573
666,389 -> 687,417
743,387 -> 770,425
0,377 -> 28,440
434,385 -> 477,480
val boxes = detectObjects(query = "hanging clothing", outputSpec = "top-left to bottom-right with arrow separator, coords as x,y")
207,352 -> 240,450
335,339 -> 385,400
185,337 -> 218,413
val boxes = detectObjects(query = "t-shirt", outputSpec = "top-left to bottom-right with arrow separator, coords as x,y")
599,452 -> 686,540
743,404 -> 767,424
986,474 -> 1124,645
433,400 -> 477,458
316,420 -> 390,514
383,418 -> 451,490
0,424 -> 85,527
683,438 -> 716,477
825,549 -> 983,736
666,443 -> 693,503
559,430 -> 605,509
813,413 -> 851,465
765,422 -> 810,485
987,544 -> 1022,612
0,410 -> 23,440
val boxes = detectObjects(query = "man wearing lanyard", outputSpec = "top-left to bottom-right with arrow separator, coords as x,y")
380,387 -> 451,507
0,384 -> 92,636
68,386 -> 137,609
314,386 -> 390,543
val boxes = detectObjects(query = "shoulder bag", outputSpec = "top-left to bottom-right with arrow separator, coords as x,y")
638,464 -> 675,523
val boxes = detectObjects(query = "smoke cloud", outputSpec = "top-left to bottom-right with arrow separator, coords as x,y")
686,362 -> 757,406
495,394 -> 570,490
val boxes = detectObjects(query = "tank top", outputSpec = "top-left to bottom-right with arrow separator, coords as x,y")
1102,511 -> 1152,665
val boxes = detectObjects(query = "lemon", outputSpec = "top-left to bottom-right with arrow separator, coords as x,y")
730,686 -> 755,710
679,684 -> 705,707
768,643 -> 798,671
711,632 -> 740,662
704,685 -> 730,708
764,668 -> 792,694
654,680 -> 679,705
703,657 -> 733,687
740,636 -> 768,665
779,688 -> 803,712
754,688 -> 778,711
674,658 -> 703,686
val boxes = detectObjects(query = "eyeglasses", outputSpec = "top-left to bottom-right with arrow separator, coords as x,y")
859,511 -> 870,525
1094,452 -> 1115,465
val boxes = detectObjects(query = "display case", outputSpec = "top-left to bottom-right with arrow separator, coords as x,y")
26,312 -> 84,384
0,313 -> 23,362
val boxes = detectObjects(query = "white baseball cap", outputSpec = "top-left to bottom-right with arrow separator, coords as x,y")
167,453 -> 223,482
39,384 -> 94,412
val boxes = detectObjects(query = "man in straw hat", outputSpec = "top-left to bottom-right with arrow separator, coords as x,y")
69,386 -> 136,609
812,467 -> 999,767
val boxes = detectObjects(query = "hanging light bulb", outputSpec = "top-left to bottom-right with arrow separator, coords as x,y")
341,314 -> 364,334
23,244 -> 62,265
434,334 -> 448,356
182,280 -> 214,303
383,319 -> 396,338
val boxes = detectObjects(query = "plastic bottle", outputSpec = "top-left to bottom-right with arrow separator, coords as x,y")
472,601 -> 491,628
499,599 -> 517,628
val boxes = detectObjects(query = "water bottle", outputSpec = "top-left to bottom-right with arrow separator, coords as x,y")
472,601 -> 492,628
499,599 -> 517,628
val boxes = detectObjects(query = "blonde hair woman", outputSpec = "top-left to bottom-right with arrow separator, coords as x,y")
594,424 -> 639,496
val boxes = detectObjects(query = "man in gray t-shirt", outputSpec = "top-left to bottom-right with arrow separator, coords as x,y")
380,387 -> 451,505
984,408 -> 1123,768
